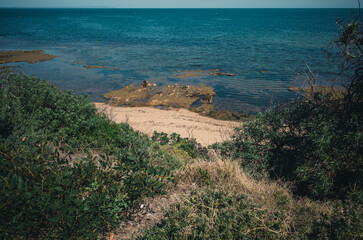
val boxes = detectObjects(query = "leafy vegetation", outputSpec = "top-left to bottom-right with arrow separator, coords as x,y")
212,92 -> 362,199
137,189 -> 291,240
0,73 -> 179,238
309,199 -> 363,240
1,8 -> 362,240
151,131 -> 208,159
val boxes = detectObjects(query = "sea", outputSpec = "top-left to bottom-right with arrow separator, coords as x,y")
0,8 -> 353,114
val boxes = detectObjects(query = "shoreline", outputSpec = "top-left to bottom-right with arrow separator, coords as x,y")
94,102 -> 241,147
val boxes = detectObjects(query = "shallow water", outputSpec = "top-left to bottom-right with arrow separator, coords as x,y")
0,8 -> 352,113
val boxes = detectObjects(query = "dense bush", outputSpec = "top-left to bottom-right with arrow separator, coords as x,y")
0,73 -> 146,152
309,198 -> 363,240
0,142 -> 173,239
0,73 -> 177,238
1,145 -> 124,238
213,91 -> 363,199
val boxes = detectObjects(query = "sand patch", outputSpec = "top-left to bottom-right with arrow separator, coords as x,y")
0,50 -> 59,64
95,103 -> 241,147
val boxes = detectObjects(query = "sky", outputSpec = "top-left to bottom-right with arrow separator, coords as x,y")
0,0 -> 358,8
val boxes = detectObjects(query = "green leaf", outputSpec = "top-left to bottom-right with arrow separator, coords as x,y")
18,176 -> 24,190
54,186 -> 63,192
127,155 -> 137,161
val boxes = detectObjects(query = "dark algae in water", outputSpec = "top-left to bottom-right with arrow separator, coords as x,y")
0,50 -> 59,64
288,85 -> 346,101
175,69 -> 238,78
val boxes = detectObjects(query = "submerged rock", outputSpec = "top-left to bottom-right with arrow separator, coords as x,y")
103,81 -> 251,121
103,82 -> 156,106
288,85 -> 346,101
175,69 -> 238,78
209,71 -> 238,77
176,70 -> 210,78
84,65 -> 118,70
0,50 -> 59,64
148,84 -> 216,109
103,82 -> 216,110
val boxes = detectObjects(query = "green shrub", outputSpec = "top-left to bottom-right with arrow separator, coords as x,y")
0,73 -> 178,238
213,91 -> 363,199
0,141 -> 172,238
0,145 -> 122,238
0,73 -> 140,152
136,189 -> 291,240
308,198 -> 363,239
148,142 -> 185,173
151,131 -> 208,159
1,73 -> 93,147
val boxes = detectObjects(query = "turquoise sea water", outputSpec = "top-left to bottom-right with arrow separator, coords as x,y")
0,8 -> 352,113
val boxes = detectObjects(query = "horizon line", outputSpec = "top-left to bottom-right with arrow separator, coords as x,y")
0,7 -> 356,9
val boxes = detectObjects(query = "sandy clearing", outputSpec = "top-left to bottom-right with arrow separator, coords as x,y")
94,103 -> 242,147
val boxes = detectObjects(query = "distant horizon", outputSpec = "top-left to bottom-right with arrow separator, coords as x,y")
0,0 -> 357,9
0,7 -> 357,9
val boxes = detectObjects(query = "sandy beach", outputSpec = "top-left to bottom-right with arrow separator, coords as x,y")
94,102 -> 241,147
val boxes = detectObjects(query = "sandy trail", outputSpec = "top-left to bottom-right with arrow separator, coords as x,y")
94,103 -> 241,147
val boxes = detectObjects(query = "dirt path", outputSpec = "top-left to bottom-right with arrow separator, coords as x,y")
94,103 -> 241,147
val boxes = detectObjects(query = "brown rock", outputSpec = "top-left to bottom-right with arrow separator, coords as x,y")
0,50 -> 59,64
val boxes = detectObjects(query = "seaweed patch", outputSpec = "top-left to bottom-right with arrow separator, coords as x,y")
175,69 -> 237,78
0,50 -> 59,64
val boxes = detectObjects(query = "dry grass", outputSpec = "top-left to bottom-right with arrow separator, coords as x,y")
177,158 -> 290,208
176,158 -> 332,234
110,157 -> 332,239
